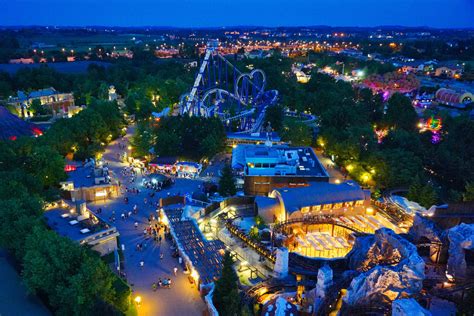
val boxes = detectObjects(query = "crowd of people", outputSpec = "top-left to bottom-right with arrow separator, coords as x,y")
97,133 -> 198,300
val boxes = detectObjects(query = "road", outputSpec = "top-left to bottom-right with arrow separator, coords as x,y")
90,125 -> 206,316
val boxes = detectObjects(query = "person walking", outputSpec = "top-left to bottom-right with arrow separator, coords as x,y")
134,222 -> 138,229
173,267 -> 178,276
140,261 -> 144,269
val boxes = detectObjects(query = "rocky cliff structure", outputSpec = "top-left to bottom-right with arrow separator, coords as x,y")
344,228 -> 425,306
447,223 -> 474,278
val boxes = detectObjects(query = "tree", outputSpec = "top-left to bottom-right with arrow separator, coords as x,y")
407,176 -> 437,208
407,176 -> 423,203
154,116 -> 225,161
22,227 -> 122,315
213,251 -> 241,316
219,164 -> 236,197
281,119 -> 313,146
463,182 -> 474,202
30,99 -> 51,116
263,105 -> 284,132
0,181 -> 43,259
419,184 -> 438,209
130,122 -> 154,158
373,149 -> 423,188
385,93 -> 418,131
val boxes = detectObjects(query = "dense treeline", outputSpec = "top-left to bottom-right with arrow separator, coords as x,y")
0,59 -> 194,114
152,115 -> 226,161
242,55 -> 473,204
306,73 -> 474,204
43,99 -> 125,160
0,143 -> 131,315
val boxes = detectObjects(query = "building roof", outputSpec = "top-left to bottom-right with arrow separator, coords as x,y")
28,87 -> 58,99
273,181 -> 368,214
44,203 -> 115,242
165,208 -> 224,285
435,88 -> 473,106
0,106 -> 42,141
66,164 -> 114,188
149,156 -> 177,165
232,144 -> 328,177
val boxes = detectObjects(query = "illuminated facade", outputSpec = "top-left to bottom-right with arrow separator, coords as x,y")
257,181 -> 371,223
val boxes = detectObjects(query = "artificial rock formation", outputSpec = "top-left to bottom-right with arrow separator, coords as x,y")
274,247 -> 289,279
409,214 -> 442,244
344,228 -> 425,306
447,223 -> 474,278
312,264 -> 333,312
392,298 -> 431,316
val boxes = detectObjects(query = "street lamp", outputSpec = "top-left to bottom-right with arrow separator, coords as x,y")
134,295 -> 142,307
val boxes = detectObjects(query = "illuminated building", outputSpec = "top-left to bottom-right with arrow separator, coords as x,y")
232,144 -> 329,195
60,160 -> 120,202
435,88 -> 473,109
44,200 -> 119,256
7,87 -> 77,118
256,181 -> 371,223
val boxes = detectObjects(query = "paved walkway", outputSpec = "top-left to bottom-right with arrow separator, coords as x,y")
90,125 -> 206,316
314,150 -> 348,184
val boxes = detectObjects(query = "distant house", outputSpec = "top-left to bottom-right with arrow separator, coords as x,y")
396,61 -> 425,74
245,49 -> 271,59
294,69 -> 311,83
9,58 -> 34,64
435,88 -> 473,108
435,62 -> 463,78
7,87 -> 77,118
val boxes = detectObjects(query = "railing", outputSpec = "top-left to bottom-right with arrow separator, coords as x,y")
273,215 -> 366,235
225,220 -> 276,262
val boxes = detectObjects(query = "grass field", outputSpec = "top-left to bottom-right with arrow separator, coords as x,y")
18,32 -> 165,52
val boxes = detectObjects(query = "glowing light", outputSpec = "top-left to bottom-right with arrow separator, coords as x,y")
95,190 -> 107,197
64,165 -> 77,172
361,173 -> 371,183
191,269 -> 199,282
134,296 -> 142,305
346,164 -> 354,172
374,127 -> 388,144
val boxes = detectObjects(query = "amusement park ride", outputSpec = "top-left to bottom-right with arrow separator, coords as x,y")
179,40 -> 279,133
418,115 -> 443,144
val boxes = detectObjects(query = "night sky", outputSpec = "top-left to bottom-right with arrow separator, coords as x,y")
0,0 -> 473,28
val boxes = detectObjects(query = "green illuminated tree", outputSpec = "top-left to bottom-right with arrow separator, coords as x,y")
463,182 -> 474,202
219,164 -> 236,197
213,251 -> 241,316
385,93 -> 418,131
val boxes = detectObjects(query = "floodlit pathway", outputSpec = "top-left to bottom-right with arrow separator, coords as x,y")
315,150 -> 348,183
90,125 -> 206,316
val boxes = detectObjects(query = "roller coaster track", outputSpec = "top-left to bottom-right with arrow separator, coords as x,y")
180,40 -> 278,133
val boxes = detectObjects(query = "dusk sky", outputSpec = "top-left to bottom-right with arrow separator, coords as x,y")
0,0 -> 473,28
